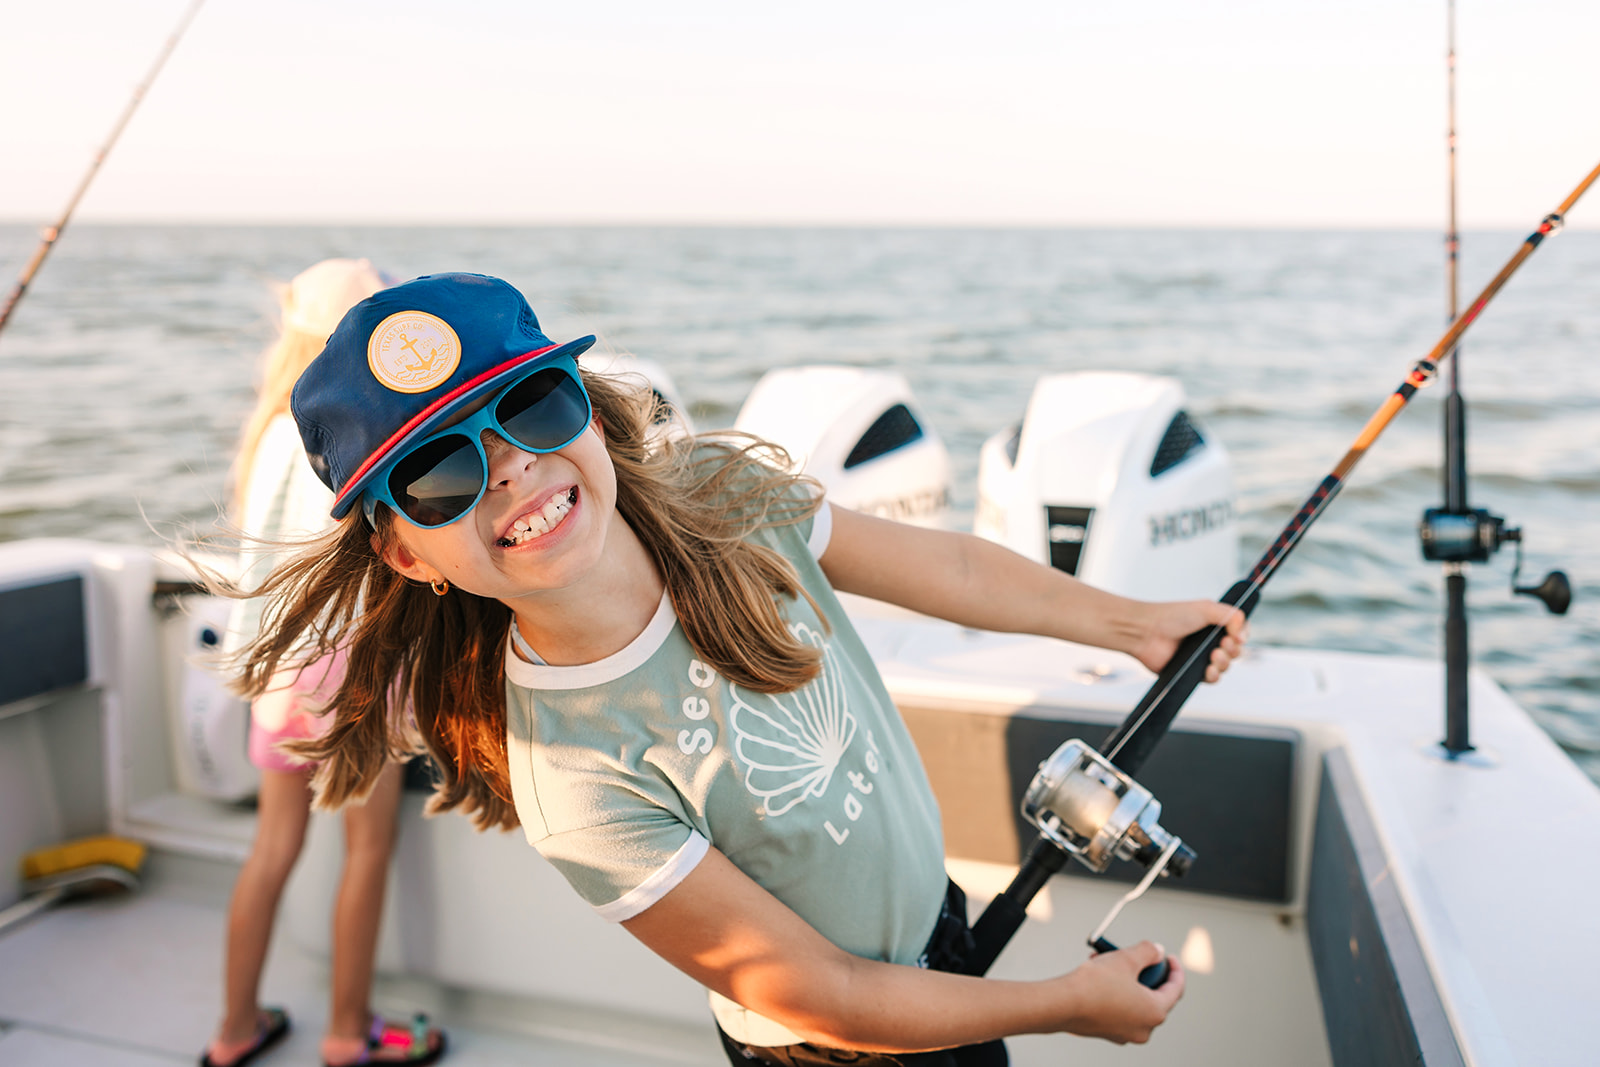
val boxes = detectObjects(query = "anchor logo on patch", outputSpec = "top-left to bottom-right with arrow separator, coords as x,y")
367,311 -> 462,393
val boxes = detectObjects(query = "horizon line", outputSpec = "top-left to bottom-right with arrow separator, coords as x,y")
1,217 -> 1588,233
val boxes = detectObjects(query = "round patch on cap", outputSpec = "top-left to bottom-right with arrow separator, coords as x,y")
367,311 -> 462,393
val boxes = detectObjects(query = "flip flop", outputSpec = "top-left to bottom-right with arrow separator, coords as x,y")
323,1013 -> 447,1066
200,1007 -> 291,1067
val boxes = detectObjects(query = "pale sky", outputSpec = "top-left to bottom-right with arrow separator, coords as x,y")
3,0 -> 1597,227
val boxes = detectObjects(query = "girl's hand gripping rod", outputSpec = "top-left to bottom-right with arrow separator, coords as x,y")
959,159 -> 1600,982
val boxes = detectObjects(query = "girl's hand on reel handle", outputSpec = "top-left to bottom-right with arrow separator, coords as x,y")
1060,941 -> 1185,1045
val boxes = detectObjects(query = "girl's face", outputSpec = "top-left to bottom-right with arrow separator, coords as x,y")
380,420 -> 621,607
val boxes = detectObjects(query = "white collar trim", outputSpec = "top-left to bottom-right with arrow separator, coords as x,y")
504,588 -> 676,690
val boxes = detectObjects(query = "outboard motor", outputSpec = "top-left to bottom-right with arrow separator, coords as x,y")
736,366 -> 950,528
975,372 -> 1236,602
169,596 -> 258,802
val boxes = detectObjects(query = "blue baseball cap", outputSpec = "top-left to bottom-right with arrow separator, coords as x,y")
291,272 -> 596,519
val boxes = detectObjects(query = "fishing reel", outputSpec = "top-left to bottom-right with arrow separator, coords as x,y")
1021,739 -> 1194,988
1022,739 -> 1196,876
1418,508 -> 1571,614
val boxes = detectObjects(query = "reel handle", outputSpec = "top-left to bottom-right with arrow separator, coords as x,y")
1090,936 -> 1170,989
1514,569 -> 1572,615
1098,578 -> 1258,775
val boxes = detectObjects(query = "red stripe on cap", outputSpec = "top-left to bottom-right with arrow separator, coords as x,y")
333,344 -> 561,513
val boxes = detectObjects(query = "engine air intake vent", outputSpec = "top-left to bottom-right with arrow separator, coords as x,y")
1150,410 -> 1205,477
844,403 -> 925,470
1045,506 -> 1094,575
1002,422 -> 1022,467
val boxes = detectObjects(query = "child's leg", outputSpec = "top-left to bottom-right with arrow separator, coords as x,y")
322,760 -> 444,1064
209,766 -> 313,1058
327,760 -> 402,1039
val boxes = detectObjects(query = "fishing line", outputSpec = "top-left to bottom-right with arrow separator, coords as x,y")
0,0 -> 207,340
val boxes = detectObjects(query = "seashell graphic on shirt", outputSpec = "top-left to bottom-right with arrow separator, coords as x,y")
731,622 -> 855,816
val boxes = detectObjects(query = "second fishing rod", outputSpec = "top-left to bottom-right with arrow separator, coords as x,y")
958,157 -> 1600,982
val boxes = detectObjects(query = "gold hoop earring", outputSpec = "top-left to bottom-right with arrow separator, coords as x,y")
430,578 -> 450,596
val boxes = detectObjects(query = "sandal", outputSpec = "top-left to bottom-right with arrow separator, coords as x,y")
200,1007 -> 291,1067
323,1013 -> 446,1066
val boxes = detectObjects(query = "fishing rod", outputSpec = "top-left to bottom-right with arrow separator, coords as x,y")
1438,0 -> 1472,749
0,0 -> 207,339
960,157 -> 1600,982
1421,0 -> 1572,757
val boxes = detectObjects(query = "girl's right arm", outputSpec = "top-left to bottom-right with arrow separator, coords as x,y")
621,846 -> 1184,1052
818,504 -> 1245,682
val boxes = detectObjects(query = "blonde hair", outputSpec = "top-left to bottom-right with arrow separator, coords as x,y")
231,258 -> 386,514
231,370 -> 823,830
230,328 -> 326,516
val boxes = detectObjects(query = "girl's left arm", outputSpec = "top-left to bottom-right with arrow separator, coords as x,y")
818,506 -> 1245,680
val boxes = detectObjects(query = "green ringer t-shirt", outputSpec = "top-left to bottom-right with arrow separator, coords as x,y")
502,498 -> 947,971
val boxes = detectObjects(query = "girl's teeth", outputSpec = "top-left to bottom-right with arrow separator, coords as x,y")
502,490 -> 575,546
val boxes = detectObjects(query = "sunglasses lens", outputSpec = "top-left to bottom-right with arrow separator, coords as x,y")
387,434 -> 484,527
496,368 -> 590,451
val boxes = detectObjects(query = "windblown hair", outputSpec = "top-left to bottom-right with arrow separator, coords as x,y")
229,369 -> 823,831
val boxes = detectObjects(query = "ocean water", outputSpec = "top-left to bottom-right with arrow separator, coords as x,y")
2,224 -> 1597,781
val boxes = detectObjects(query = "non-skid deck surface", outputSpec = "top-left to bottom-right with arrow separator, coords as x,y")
0,885 -> 721,1066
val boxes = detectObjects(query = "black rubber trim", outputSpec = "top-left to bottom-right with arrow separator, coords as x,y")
1307,748 -> 1465,1066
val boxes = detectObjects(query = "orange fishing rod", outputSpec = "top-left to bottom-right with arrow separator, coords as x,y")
0,0 -> 206,340
1097,156 -> 1600,776
964,158 -> 1600,978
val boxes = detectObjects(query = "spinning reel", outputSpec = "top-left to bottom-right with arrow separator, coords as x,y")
1020,739 -> 1195,987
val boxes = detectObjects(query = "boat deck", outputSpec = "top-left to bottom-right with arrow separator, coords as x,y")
7,540 -> 1600,1066
0,851 -> 722,1067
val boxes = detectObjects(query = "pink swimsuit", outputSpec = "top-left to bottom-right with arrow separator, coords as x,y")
246,647 -> 345,773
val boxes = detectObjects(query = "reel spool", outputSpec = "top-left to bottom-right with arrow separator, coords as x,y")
1419,507 -> 1571,614
1021,739 -> 1196,877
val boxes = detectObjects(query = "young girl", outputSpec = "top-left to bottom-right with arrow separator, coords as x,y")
203,259 -> 445,1067
245,271 -> 1246,1066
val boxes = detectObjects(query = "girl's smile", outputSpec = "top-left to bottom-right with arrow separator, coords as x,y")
383,422 -> 635,609
383,418 -> 665,667
496,485 -> 579,548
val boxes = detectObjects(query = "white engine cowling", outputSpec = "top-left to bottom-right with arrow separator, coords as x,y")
581,351 -> 697,444
974,372 -> 1237,602
735,366 -> 951,528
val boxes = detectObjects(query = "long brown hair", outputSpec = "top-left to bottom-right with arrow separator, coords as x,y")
230,369 -> 823,830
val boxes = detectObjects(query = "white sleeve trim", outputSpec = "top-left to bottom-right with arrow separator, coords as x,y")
808,500 -> 833,559
592,830 -> 710,923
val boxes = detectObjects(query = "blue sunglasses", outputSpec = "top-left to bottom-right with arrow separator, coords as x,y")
362,356 -> 592,529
